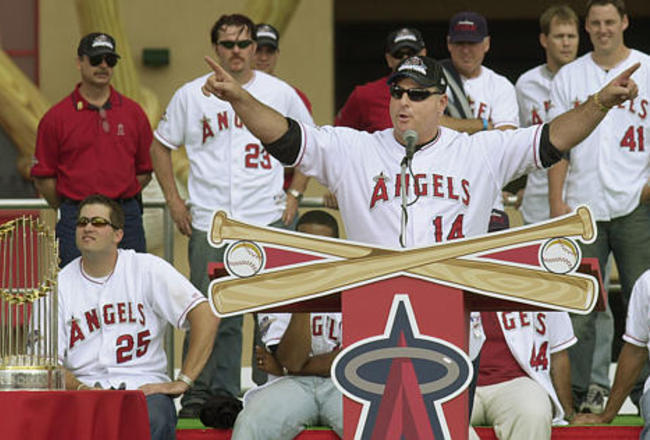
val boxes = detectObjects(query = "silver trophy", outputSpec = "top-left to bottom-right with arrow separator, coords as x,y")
0,216 -> 63,390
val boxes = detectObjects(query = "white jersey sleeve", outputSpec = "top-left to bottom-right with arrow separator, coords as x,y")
547,312 -> 577,353
154,78 -> 194,149
463,66 -> 519,128
623,270 -> 650,348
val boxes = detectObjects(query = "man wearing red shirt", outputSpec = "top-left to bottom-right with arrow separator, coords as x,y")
335,27 -> 426,132
31,32 -> 153,266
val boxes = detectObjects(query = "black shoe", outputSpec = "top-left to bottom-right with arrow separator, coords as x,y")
178,403 -> 202,418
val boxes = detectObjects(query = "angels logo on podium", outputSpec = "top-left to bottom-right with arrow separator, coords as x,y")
207,206 -> 600,439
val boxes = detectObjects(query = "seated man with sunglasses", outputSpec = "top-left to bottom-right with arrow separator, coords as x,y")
58,194 -> 219,440
32,32 -> 153,268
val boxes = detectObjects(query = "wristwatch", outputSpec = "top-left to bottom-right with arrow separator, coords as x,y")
287,188 -> 303,201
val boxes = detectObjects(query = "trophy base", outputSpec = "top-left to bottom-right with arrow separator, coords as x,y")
0,367 -> 65,390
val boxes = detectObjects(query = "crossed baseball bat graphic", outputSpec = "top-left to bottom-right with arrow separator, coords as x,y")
208,206 -> 598,317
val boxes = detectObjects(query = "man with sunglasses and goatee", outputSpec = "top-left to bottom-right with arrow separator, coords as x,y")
31,33 -> 153,268
151,14 -> 313,418
58,194 -> 219,440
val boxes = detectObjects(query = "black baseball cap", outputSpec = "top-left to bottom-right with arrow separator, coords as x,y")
77,32 -> 121,58
448,12 -> 489,43
385,28 -> 425,56
387,56 -> 447,92
255,23 -> 279,49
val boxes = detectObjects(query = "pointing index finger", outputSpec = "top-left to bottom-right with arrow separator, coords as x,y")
618,62 -> 641,81
204,56 -> 222,73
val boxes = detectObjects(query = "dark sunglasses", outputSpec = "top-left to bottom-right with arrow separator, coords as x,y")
389,85 -> 442,102
76,216 -> 118,229
218,40 -> 254,50
88,54 -> 119,67
392,49 -> 416,60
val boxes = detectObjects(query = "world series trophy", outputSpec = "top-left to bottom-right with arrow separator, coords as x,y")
207,206 -> 599,439
0,216 -> 64,390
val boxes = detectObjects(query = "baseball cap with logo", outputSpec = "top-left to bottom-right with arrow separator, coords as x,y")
77,32 -> 121,58
385,28 -> 425,56
255,23 -> 279,50
387,56 -> 447,92
448,12 -> 489,43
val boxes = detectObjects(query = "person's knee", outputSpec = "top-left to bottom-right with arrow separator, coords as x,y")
147,394 -> 177,440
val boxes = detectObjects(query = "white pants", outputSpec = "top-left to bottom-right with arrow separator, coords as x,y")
470,376 -> 553,440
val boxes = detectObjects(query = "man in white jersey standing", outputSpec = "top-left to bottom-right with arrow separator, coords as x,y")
231,210 -> 343,439
201,52 -> 638,432
58,195 -> 219,440
548,0 -> 650,411
150,14 -> 314,416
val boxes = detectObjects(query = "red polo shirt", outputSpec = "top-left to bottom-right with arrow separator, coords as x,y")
31,84 -> 153,200
334,75 -> 392,132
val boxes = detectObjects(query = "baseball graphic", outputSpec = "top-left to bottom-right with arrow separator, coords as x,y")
225,240 -> 266,278
539,237 -> 581,274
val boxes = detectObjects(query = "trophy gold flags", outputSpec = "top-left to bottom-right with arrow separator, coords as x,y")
0,216 -> 63,390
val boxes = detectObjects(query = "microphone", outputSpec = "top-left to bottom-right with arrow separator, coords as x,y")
403,130 -> 418,163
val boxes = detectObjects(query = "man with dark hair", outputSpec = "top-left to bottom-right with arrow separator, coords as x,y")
151,13 -> 314,416
548,0 -> 650,412
58,194 -> 219,440
31,32 -> 153,267
335,27 -> 426,132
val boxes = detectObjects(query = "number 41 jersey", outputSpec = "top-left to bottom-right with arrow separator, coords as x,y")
549,50 -> 650,221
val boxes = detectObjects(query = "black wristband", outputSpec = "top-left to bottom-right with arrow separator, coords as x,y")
263,118 -> 301,165
539,124 -> 566,168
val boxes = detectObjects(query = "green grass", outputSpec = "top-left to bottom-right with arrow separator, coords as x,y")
177,416 -> 644,430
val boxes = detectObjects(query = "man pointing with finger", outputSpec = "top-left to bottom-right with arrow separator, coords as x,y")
201,52 -> 639,432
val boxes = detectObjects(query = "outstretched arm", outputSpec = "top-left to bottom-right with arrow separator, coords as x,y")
549,63 -> 640,152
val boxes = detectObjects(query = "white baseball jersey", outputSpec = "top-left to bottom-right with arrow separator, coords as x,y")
462,66 -> 520,129
516,64 -> 557,224
496,311 -> 576,425
154,70 -> 314,231
462,65 -> 520,210
549,50 -> 650,221
622,270 -> 650,393
294,123 -> 543,247
57,249 -> 206,389
258,312 -> 342,381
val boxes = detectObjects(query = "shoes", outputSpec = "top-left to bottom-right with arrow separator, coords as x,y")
178,403 -> 202,418
579,384 -> 607,414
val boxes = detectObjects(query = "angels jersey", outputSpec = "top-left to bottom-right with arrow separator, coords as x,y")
622,270 -> 650,393
462,65 -> 520,210
154,70 -> 314,231
516,64 -> 557,223
462,66 -> 520,129
58,249 -> 206,389
294,123 -> 543,247
496,311 -> 576,424
549,50 -> 650,221
258,312 -> 342,381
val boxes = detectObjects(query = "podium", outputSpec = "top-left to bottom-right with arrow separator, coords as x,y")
207,208 -> 600,440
